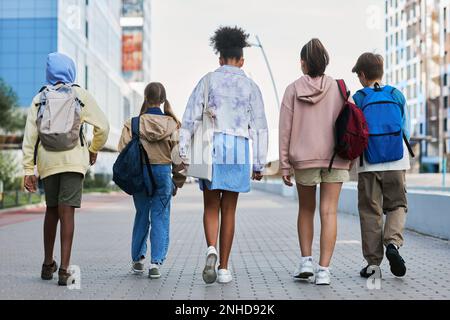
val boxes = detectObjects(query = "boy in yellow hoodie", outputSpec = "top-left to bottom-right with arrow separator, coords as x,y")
22,52 -> 109,286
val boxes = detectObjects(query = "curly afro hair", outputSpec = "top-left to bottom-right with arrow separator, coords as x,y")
210,26 -> 250,60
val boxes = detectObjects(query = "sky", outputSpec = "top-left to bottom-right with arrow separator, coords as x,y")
151,0 -> 385,160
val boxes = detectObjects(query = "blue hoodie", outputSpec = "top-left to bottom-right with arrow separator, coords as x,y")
46,52 -> 76,85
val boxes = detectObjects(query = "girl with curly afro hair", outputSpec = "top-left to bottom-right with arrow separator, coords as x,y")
179,26 -> 268,285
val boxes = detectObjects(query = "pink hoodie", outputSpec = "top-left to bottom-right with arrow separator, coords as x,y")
279,75 -> 351,175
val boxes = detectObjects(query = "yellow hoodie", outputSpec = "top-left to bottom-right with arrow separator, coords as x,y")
22,86 -> 110,179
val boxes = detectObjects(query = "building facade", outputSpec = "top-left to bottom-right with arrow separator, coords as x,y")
0,0 -> 151,174
385,0 -> 449,172
0,0 -> 146,152
121,0 -> 151,83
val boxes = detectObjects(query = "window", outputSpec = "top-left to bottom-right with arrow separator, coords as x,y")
445,96 -> 449,109
444,73 -> 448,86
85,21 -> 89,39
444,118 -> 448,132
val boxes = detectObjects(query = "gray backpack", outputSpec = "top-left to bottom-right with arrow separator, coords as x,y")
35,83 -> 85,153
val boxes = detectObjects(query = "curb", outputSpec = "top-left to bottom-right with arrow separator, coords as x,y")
0,202 -> 45,215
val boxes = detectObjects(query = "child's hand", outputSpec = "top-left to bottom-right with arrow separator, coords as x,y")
24,175 -> 38,193
282,175 -> 294,187
252,171 -> 263,181
89,151 -> 98,166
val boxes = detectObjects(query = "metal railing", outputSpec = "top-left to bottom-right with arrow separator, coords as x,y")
0,191 -> 43,210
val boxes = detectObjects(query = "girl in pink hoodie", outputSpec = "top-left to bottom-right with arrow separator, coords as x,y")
279,39 -> 351,285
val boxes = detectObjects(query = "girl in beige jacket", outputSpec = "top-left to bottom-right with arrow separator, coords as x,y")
118,82 -> 185,278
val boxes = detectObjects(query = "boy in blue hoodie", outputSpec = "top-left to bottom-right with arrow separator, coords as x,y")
352,53 -> 413,279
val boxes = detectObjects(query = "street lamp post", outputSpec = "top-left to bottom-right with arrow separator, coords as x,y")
251,35 -> 280,109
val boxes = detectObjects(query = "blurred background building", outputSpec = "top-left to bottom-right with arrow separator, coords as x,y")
0,0 -> 152,174
385,0 -> 449,172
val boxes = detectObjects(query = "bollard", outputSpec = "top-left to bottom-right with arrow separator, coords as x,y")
0,181 -> 3,209
443,157 -> 447,188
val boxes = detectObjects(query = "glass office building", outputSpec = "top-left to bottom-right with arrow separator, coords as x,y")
0,0 -> 58,107
0,0 -> 146,155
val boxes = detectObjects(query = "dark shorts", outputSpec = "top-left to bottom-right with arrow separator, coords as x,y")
42,172 -> 84,208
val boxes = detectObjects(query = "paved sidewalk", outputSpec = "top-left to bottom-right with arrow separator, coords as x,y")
0,184 -> 449,300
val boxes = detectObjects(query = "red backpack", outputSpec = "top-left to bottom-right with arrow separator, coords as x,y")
328,80 -> 369,172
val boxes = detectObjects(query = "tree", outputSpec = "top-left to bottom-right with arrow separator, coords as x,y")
0,151 -> 19,190
0,78 -> 26,133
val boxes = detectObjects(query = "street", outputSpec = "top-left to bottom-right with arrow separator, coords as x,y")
0,184 -> 449,300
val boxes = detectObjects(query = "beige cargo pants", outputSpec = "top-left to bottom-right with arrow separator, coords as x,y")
358,170 -> 407,266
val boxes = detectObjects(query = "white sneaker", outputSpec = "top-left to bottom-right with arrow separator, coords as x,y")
315,268 -> 331,285
202,246 -> 218,284
294,257 -> 314,279
217,269 -> 233,284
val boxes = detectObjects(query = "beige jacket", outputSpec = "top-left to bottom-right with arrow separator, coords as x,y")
23,86 -> 110,179
118,113 -> 186,188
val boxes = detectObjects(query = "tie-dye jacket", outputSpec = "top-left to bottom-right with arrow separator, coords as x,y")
179,65 -> 269,172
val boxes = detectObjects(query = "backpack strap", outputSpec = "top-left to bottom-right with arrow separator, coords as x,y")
35,86 -> 48,107
132,116 -> 157,195
328,80 -> 351,172
385,86 -> 405,117
68,84 -> 85,146
33,137 -> 40,166
131,117 -> 140,139
403,133 -> 415,158
336,79 -> 350,101
328,151 -> 338,173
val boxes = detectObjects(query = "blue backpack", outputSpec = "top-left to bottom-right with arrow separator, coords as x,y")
113,116 -> 156,195
357,83 -> 414,164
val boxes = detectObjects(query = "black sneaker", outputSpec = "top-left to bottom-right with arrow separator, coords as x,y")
58,268 -> 75,286
41,260 -> 58,280
386,244 -> 406,277
360,265 -> 382,278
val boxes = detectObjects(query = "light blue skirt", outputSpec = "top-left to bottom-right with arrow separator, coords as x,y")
199,133 -> 251,193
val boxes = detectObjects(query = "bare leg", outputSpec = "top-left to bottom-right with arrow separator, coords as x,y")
218,191 -> 239,269
318,183 -> 342,267
296,184 -> 317,257
203,189 -> 221,248
58,205 -> 75,270
43,206 -> 59,265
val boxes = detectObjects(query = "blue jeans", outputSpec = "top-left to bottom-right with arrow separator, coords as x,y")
131,164 -> 172,264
